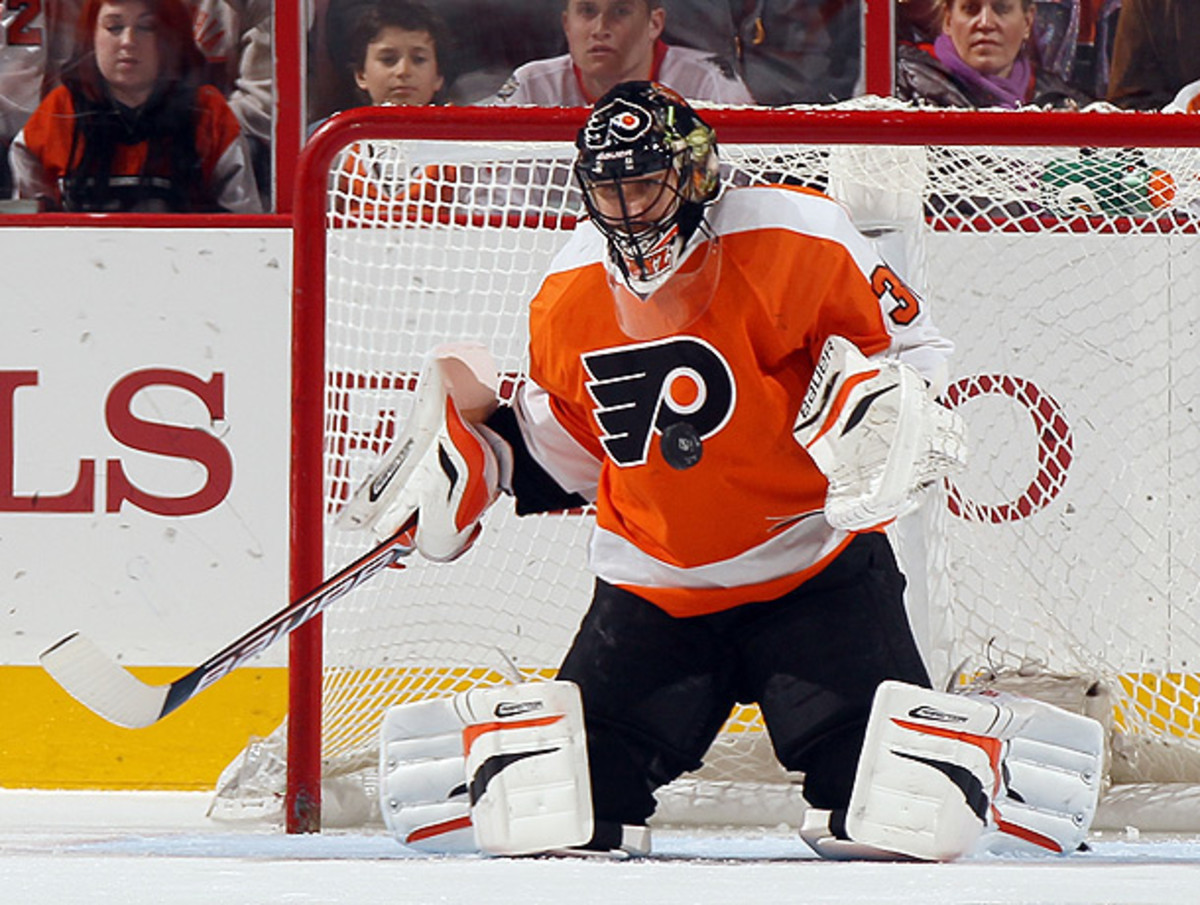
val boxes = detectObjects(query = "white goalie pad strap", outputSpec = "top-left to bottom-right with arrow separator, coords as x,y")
458,681 -> 593,856
793,335 -> 966,531
335,341 -> 502,536
840,681 -> 1103,862
379,696 -> 475,854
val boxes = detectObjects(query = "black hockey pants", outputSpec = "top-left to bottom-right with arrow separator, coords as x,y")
556,531 -> 932,829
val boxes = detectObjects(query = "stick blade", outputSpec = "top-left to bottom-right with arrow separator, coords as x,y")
39,633 -> 170,729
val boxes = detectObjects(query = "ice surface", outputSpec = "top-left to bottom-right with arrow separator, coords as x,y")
2,790 -> 1199,905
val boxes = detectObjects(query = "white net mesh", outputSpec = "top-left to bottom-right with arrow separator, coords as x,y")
213,104 -> 1200,830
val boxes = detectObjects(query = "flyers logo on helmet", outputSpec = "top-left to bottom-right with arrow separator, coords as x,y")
583,337 -> 735,467
583,97 -> 654,150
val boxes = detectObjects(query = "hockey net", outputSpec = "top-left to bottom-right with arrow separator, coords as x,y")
212,101 -> 1200,833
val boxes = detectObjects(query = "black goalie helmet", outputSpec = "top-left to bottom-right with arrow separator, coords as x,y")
574,81 -> 721,297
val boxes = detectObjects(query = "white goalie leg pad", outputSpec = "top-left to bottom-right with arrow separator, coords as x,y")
799,808 -> 918,861
457,681 -> 593,856
971,688 -> 1105,856
828,681 -> 1103,862
835,681 -> 1001,861
335,341 -> 504,538
379,682 -> 593,857
379,696 -> 475,854
793,335 -> 966,531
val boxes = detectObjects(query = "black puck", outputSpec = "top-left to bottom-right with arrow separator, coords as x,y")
660,421 -> 703,470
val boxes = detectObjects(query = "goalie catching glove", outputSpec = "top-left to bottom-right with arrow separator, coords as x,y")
794,335 -> 966,531
336,342 -> 512,562
801,680 -> 1105,861
377,680 -> 652,857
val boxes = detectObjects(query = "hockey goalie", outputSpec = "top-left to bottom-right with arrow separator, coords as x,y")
341,82 -> 1103,859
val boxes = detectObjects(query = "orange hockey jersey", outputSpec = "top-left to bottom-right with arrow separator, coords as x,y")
515,184 -> 953,617
10,83 -> 260,212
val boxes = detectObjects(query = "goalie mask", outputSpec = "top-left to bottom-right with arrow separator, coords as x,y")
575,81 -> 722,339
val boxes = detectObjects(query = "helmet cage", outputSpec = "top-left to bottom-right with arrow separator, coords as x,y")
574,82 -> 719,294
579,168 -> 692,286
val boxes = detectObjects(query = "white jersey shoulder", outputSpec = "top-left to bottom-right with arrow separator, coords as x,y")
709,184 -> 862,241
656,45 -> 755,105
488,54 -> 582,107
1165,78 -> 1200,113
486,45 -> 754,107
0,3 -> 48,141
710,185 -> 887,288
712,185 -> 954,389
549,186 -> 871,290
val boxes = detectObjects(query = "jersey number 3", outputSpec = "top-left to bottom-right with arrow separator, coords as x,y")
872,264 -> 921,326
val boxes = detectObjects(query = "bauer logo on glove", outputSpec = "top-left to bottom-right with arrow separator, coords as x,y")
793,335 -> 966,531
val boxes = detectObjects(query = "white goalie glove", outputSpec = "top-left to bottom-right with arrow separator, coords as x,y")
336,342 -> 512,562
793,335 -> 966,531
801,680 -> 1105,862
379,681 -> 596,856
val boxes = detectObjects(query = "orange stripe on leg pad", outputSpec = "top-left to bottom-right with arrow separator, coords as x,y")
462,713 -> 566,755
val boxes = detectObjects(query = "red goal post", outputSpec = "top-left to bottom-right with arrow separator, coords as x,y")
279,103 -> 1200,834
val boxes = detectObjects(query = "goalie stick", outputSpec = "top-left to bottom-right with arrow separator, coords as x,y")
38,515 -> 418,729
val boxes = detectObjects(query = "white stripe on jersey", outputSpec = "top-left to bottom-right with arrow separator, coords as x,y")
589,510 -> 846,591
514,380 -> 602,500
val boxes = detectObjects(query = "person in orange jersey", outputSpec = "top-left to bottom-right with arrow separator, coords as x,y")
9,0 -> 260,212
357,81 -> 1097,861
476,81 -> 955,850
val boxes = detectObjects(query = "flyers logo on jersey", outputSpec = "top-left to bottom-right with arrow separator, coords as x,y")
583,337 -> 735,467
582,98 -> 653,152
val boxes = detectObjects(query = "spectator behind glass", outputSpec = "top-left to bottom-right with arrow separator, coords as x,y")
0,3 -> 77,201
323,1 -> 452,220
661,0 -> 862,105
346,0 -> 448,106
485,0 -> 754,106
896,0 -> 1092,108
9,0 -> 261,212
316,0 -> 462,119
189,0 -> 273,206
309,0 -> 447,138
1107,0 -> 1200,110
17,1 -> 274,206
